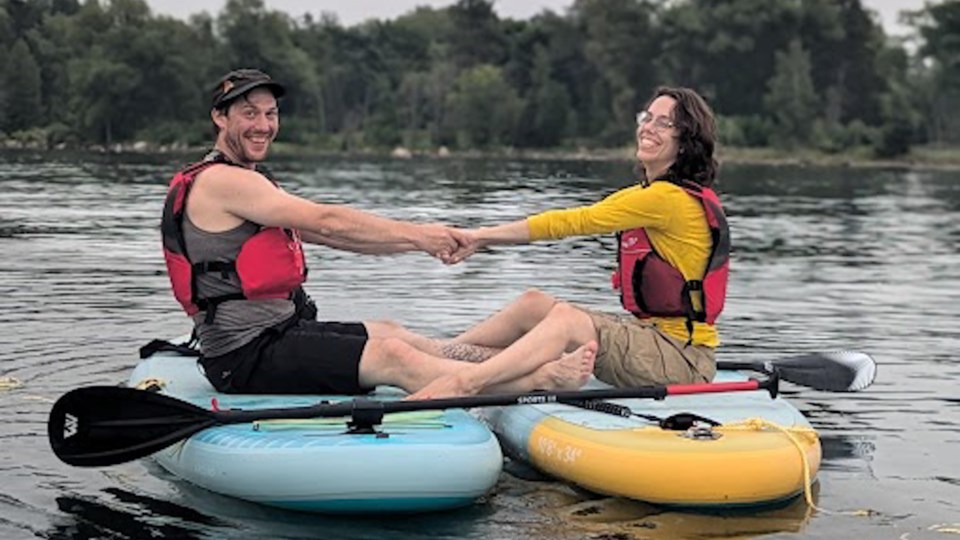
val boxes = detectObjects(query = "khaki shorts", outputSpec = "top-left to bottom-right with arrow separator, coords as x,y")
586,310 -> 716,387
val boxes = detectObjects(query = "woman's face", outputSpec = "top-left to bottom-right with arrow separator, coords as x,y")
635,95 -> 680,175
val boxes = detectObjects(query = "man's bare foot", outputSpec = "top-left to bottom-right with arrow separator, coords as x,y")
533,341 -> 597,391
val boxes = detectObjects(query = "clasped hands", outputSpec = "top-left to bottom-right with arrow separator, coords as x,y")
416,224 -> 484,265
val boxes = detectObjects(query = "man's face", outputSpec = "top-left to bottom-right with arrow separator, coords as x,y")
212,88 -> 279,165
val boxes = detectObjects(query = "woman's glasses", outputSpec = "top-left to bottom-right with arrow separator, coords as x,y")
636,111 -> 676,132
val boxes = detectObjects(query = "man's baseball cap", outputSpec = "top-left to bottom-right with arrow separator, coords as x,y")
211,69 -> 286,109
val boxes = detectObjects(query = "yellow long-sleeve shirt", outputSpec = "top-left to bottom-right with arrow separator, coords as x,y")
527,181 -> 720,348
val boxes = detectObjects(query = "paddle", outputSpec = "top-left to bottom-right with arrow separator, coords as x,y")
48,350 -> 875,468
718,350 -> 876,392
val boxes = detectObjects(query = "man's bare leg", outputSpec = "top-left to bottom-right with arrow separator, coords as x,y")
364,320 -> 503,361
408,302 -> 599,399
356,337 -> 461,393
364,320 -> 445,356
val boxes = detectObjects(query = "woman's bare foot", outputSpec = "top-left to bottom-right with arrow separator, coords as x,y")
532,341 -> 597,391
406,367 -> 482,400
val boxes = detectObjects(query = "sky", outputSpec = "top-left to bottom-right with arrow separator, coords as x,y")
145,0 -> 927,37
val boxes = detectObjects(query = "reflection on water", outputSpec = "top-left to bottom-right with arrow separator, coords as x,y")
497,473 -> 817,540
818,434 -> 877,475
2,151 -> 959,539
52,494 -> 206,540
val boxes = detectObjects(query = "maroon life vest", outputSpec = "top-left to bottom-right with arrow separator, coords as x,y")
611,179 -> 730,331
161,154 -> 307,321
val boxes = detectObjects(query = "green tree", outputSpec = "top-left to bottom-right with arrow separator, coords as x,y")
0,1 -> 13,49
426,60 -> 458,146
810,0 -> 886,125
0,43 -> 7,133
447,0 -> 506,69
2,39 -> 43,133
398,70 -> 430,147
659,0 -> 802,117
67,54 -> 140,145
571,0 -> 659,142
2,0 -> 46,42
447,64 -> 520,147
764,39 -> 818,147
0,0 -> 943,154
526,12 -> 594,142
908,0 -> 960,143
521,45 -> 571,147
51,0 -> 80,16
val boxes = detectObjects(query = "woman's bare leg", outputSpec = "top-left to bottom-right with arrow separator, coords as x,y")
364,288 -> 559,362
449,288 -> 559,348
480,342 -> 596,394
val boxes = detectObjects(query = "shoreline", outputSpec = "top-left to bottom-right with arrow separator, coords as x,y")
417,145 -> 960,171
2,141 -> 959,172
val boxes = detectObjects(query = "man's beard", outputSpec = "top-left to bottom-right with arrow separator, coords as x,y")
225,130 -> 270,165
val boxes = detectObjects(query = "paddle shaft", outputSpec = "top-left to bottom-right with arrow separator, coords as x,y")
205,378 -> 773,425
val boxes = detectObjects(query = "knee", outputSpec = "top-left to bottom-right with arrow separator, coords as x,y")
371,319 -> 404,332
369,336 -> 414,361
547,301 -> 591,330
546,302 -> 596,342
365,319 -> 410,339
360,336 -> 425,389
548,301 -> 578,319
517,288 -> 556,310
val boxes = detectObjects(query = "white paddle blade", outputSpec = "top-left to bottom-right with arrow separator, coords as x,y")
767,351 -> 877,392
823,350 -> 876,392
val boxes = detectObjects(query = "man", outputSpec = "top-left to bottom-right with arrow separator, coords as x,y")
163,68 -> 592,397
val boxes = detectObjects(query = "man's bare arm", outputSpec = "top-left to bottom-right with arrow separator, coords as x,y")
203,166 -> 462,257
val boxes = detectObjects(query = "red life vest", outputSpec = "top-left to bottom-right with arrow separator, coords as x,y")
611,179 -> 730,332
161,154 -> 307,320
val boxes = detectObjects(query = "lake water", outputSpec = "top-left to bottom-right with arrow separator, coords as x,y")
1,152 -> 957,539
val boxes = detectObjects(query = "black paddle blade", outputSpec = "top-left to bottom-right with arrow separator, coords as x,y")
770,351 -> 877,392
48,386 -> 217,467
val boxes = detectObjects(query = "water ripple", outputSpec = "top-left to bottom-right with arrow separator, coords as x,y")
1,153 -> 958,538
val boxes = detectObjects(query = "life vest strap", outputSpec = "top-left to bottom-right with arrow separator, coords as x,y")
193,260 -> 236,279
195,293 -> 247,324
139,336 -> 201,359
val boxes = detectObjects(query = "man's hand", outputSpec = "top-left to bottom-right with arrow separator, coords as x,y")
413,224 -> 464,262
446,228 -> 483,264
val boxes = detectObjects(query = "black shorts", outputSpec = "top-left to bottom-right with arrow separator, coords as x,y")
201,316 -> 371,395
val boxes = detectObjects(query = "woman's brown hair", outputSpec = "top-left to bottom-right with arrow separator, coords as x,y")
645,86 -> 719,188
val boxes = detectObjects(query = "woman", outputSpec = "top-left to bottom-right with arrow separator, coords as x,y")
413,86 -> 730,399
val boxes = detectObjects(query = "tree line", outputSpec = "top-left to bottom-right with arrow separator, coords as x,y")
1,0 -> 958,158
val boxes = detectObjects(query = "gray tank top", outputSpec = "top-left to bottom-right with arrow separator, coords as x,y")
183,215 -> 295,357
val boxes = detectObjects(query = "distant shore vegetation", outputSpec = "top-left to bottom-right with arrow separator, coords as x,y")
1,0 -> 959,165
